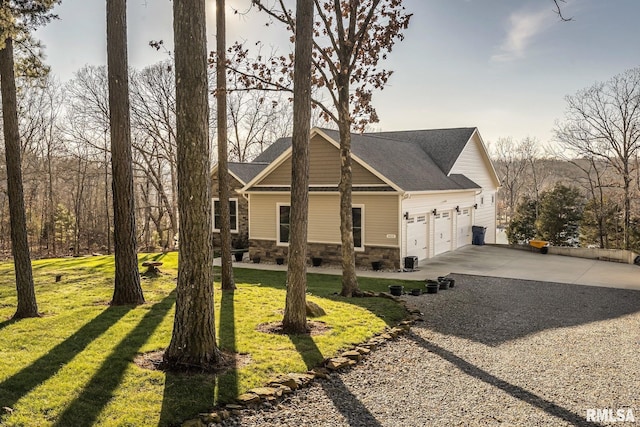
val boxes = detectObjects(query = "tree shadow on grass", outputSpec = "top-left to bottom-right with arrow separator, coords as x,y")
289,332 -> 383,427
0,317 -> 17,333
0,305 -> 133,418
406,332 -> 604,427
157,289 -> 239,427
231,268 -> 407,328
51,292 -> 175,427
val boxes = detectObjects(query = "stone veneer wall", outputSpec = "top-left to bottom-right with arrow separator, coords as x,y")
249,239 -> 401,270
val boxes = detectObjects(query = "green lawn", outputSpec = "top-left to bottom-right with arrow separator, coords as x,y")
0,253 -> 416,426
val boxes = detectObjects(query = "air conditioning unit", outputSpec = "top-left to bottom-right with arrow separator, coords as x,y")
404,256 -> 418,270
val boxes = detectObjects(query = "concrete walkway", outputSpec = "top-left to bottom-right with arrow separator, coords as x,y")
219,245 -> 640,290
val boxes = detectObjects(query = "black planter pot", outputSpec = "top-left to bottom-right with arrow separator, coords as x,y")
439,279 -> 450,290
410,288 -> 422,296
311,257 -> 323,267
371,261 -> 383,271
388,285 -> 404,296
425,279 -> 439,294
276,257 -> 285,265
252,256 -> 261,264
234,252 -> 244,262
448,278 -> 455,288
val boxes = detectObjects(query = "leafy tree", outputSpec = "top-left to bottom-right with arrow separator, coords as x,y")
228,0 -> 411,297
0,0 -> 59,319
579,197 -> 620,249
555,67 -> 640,250
282,0 -> 313,334
506,197 -> 538,245
164,0 -> 221,370
536,184 -> 584,246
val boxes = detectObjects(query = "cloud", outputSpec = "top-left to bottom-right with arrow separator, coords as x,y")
491,7 -> 552,62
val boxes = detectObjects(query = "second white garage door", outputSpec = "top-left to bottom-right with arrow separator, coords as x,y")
434,211 -> 452,255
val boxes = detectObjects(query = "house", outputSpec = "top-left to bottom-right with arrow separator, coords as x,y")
211,127 -> 500,269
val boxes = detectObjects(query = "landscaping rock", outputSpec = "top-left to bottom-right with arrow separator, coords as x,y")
182,419 -> 205,427
305,301 -> 326,317
200,412 -> 222,424
355,346 -> 371,355
340,350 -> 362,361
237,393 -> 261,405
325,357 -> 351,371
310,367 -> 330,379
249,387 -> 281,399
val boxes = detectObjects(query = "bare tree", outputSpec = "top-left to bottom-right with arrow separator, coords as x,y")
555,67 -> 640,250
106,0 -> 144,305
0,0 -> 60,318
130,62 -> 179,249
164,0 -> 221,370
493,137 -> 530,225
215,0 -> 235,290
229,0 -> 411,297
0,36 -> 38,318
282,0 -> 313,334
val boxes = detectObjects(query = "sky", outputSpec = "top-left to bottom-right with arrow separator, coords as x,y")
34,0 -> 640,149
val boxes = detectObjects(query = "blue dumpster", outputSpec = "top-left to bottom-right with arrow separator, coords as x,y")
472,226 -> 486,245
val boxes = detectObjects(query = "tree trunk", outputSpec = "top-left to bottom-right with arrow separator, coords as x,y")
337,77 -> 359,297
216,0 -> 235,290
282,0 -> 313,334
107,0 -> 145,305
164,0 -> 221,370
0,37 -> 39,319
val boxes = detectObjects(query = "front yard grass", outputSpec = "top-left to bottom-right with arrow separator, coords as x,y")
0,253 -> 416,426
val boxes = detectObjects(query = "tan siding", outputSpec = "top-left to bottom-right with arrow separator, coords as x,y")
251,193 -> 399,247
249,194 -> 290,239
353,195 -> 399,246
308,195 -> 341,242
258,157 -> 292,186
256,134 -> 386,187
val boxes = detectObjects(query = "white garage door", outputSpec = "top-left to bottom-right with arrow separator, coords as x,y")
434,211 -> 452,255
407,215 -> 427,260
457,208 -> 471,248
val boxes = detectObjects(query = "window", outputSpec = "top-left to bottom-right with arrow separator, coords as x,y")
352,206 -> 363,249
278,204 -> 290,244
213,199 -> 238,232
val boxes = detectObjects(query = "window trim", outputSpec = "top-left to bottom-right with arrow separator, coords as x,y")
352,205 -> 365,251
276,203 -> 291,246
213,198 -> 239,233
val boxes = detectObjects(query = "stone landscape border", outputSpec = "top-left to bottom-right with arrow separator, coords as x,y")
180,292 -> 423,426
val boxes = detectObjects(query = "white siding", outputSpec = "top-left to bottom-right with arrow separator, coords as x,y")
449,132 -> 498,190
401,191 -> 478,259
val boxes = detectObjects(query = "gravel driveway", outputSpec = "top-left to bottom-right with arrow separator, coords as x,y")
222,274 -> 640,426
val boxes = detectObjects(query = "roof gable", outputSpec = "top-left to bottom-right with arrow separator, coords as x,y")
238,127 -> 493,193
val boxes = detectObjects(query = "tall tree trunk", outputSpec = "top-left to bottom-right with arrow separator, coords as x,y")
164,0 -> 221,370
216,0 -> 234,290
104,133 -> 112,255
107,0 -> 144,305
337,77 -> 359,297
0,37 -> 39,319
282,0 -> 313,334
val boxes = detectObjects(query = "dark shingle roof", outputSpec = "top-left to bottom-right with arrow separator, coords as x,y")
228,162 -> 269,184
244,127 -> 481,192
